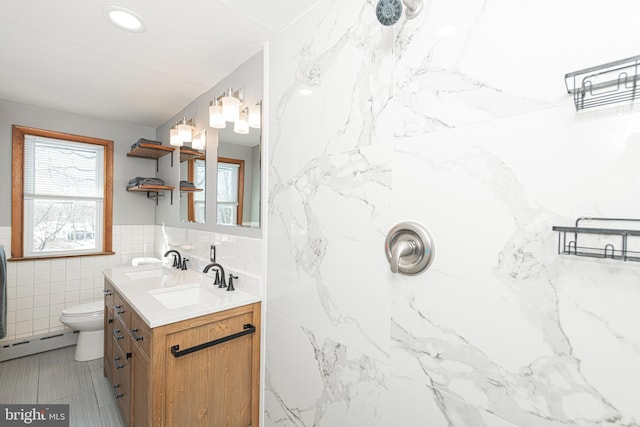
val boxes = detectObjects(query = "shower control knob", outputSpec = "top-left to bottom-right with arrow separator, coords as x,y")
385,222 -> 435,275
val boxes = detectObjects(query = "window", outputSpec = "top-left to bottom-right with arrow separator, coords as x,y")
217,157 -> 244,226
11,125 -> 113,259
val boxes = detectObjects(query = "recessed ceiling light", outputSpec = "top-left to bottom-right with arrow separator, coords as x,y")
103,6 -> 146,33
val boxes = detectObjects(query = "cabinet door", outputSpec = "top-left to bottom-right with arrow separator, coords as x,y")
165,310 -> 255,427
104,310 -> 114,379
131,349 -> 150,427
104,282 -> 115,379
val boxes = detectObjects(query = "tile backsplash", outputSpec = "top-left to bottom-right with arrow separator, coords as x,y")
156,225 -> 263,296
1,224 -> 263,343
0,224 -> 155,342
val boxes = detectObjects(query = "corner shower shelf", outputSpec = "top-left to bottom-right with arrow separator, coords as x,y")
565,54 -> 640,111
552,217 -> 640,262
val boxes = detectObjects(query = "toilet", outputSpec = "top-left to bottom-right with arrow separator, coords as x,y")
59,257 -> 162,362
59,300 -> 104,361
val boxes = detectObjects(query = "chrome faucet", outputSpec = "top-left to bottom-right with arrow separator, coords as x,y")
203,263 -> 226,288
163,250 -> 182,269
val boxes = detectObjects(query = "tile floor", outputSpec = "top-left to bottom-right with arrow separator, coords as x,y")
0,345 -> 126,427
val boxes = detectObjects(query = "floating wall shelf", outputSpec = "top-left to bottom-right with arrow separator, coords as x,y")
127,185 -> 174,206
552,217 -> 640,262
565,54 -> 640,111
127,141 -> 175,171
179,147 -> 205,163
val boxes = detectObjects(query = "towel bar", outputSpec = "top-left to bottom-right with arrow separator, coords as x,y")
170,323 -> 255,358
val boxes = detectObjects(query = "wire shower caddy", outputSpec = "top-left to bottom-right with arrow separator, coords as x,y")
552,217 -> 640,262
565,54 -> 640,111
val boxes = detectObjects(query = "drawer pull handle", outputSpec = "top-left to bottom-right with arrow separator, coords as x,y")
113,384 -> 123,398
131,328 -> 144,341
171,324 -> 255,358
113,329 -> 124,340
103,289 -> 112,296
114,356 -> 124,369
115,305 -> 125,315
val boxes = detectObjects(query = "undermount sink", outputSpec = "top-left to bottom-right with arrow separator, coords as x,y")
126,269 -> 164,280
149,284 -> 219,309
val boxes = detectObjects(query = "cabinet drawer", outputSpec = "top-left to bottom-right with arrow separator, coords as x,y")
112,316 -> 131,354
130,311 -> 151,360
112,341 -> 130,374
112,362 -> 130,423
113,293 -> 131,326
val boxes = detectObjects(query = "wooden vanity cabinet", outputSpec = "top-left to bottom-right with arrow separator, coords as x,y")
104,280 -> 261,427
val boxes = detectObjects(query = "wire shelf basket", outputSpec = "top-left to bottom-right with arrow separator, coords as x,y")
552,217 -> 640,262
565,55 -> 640,111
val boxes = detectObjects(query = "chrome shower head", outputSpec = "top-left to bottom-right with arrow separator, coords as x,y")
376,0 -> 423,26
376,0 -> 403,26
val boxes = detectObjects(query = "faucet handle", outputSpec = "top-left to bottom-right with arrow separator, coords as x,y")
181,258 -> 189,270
172,254 -> 179,268
227,274 -> 237,292
218,270 -> 227,289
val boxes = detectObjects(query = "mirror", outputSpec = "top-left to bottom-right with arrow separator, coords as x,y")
216,122 -> 261,228
180,145 -> 206,223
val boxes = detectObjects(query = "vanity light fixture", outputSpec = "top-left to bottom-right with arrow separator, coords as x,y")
102,6 -> 147,33
234,108 -> 250,135
170,118 -> 195,146
209,88 -> 260,134
177,117 -> 193,143
191,130 -> 206,150
169,125 -> 182,147
209,100 -> 225,129
220,88 -> 244,123
248,102 -> 261,129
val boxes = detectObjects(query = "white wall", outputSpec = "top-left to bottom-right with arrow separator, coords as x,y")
0,99 -> 159,342
265,0 -> 640,426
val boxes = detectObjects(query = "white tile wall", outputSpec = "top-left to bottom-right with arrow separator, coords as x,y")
157,225 -> 264,297
0,224 -> 157,342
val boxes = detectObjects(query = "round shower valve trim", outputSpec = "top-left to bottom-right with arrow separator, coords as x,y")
385,221 -> 435,275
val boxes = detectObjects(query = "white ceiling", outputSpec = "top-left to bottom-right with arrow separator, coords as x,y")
0,0 -> 318,128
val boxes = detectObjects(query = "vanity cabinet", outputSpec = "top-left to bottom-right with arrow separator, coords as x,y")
104,281 -> 261,427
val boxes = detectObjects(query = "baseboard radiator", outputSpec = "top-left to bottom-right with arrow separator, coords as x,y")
0,330 -> 78,362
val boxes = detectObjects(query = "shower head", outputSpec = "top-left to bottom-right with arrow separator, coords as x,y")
376,0 -> 423,26
376,0 -> 403,26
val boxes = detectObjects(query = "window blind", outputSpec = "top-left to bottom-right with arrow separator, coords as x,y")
24,135 -> 104,199
217,163 -> 239,203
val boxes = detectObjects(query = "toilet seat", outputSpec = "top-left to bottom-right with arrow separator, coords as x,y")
61,300 -> 104,317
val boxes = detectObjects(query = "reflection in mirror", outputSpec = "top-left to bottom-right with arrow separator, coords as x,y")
180,146 -> 206,223
216,112 -> 260,228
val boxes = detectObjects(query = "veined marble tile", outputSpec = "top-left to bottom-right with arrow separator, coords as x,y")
268,144 -> 392,361
264,311 -> 389,427
391,371 -> 517,427
392,0 -> 640,137
390,107 -> 640,426
269,0 -> 393,167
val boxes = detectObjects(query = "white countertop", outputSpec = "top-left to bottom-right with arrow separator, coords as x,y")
103,264 -> 261,328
